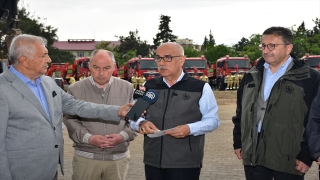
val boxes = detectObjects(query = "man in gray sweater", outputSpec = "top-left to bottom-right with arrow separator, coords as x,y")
64,49 -> 137,180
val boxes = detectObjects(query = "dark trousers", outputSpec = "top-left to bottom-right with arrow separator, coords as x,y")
145,164 -> 201,180
244,165 -> 304,180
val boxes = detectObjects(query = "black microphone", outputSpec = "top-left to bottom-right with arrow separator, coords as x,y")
126,89 -> 159,121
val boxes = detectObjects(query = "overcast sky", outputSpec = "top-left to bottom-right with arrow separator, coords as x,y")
22,0 -> 320,46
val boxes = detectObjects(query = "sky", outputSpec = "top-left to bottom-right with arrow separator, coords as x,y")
21,0 -> 320,46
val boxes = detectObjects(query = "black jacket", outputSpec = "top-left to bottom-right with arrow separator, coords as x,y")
233,55 -> 320,175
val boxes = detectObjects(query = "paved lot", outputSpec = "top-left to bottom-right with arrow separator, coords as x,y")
58,92 -> 320,180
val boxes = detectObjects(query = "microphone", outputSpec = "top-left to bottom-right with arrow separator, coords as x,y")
126,89 -> 159,121
133,89 -> 145,100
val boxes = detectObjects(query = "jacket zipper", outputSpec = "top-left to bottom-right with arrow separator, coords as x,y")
159,89 -> 171,167
102,93 -> 106,161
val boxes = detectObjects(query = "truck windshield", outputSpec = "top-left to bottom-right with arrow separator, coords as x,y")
183,60 -> 206,69
305,58 -> 320,67
227,60 -> 249,69
140,60 -> 158,70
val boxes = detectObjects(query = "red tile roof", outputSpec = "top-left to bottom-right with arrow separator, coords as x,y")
53,39 -> 121,51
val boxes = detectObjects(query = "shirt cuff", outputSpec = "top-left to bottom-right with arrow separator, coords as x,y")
83,133 -> 93,144
119,131 -> 129,141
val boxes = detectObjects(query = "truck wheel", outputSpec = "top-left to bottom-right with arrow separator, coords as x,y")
218,79 -> 226,91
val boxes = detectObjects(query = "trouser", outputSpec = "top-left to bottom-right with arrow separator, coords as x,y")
244,165 -> 304,180
72,154 -> 130,180
145,164 -> 201,180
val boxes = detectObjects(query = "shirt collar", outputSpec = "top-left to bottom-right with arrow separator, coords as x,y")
9,65 -> 42,85
162,69 -> 184,87
89,76 -> 113,91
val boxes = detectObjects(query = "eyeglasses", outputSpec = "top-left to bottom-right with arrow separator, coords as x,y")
258,43 -> 287,51
154,55 -> 181,62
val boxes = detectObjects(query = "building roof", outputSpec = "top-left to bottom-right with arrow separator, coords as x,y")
53,39 -> 121,51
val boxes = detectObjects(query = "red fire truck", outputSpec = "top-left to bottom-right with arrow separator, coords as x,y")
183,55 -> 214,79
301,53 -> 320,71
0,59 -> 9,74
118,55 -> 159,81
212,55 -> 251,90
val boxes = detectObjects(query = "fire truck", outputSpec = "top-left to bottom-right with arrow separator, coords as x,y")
212,55 -> 251,90
118,55 -> 159,81
183,55 -> 213,79
0,59 -> 9,74
300,53 -> 320,71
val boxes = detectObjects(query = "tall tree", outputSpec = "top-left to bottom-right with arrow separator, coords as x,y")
0,4 -> 74,62
233,37 -> 250,52
116,29 -> 150,64
153,14 -> 178,49
208,30 -> 215,46
201,35 -> 208,51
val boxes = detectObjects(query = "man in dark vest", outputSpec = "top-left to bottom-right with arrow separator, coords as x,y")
130,42 -> 220,180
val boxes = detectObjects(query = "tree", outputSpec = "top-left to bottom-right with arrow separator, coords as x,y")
0,4 -> 74,62
183,46 -> 202,57
205,44 -> 233,63
116,29 -> 150,64
201,36 -> 208,51
47,46 -> 75,63
208,30 -> 215,46
153,14 -> 178,48
233,37 -> 250,52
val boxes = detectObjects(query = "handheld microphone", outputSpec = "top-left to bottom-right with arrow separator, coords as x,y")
126,89 -> 159,121
133,89 -> 145,100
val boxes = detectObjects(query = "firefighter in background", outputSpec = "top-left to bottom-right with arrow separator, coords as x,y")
79,72 -> 86,81
200,74 -> 208,82
68,77 -> 76,85
138,73 -> 146,88
233,73 -> 240,89
131,73 -> 138,89
227,74 -> 234,90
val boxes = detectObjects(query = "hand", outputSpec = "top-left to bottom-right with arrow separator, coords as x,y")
317,157 -> 320,165
88,135 -> 108,148
234,148 -> 242,159
295,159 -> 309,173
139,121 -> 159,134
164,125 -> 190,138
100,134 -> 124,148
118,103 -> 134,117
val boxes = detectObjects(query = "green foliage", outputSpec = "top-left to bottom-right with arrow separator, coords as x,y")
116,29 -> 150,64
0,4 -> 74,62
153,14 -> 178,48
292,19 -> 320,57
47,46 -> 75,63
183,46 -> 202,57
201,36 -> 208,51
205,44 -> 234,63
242,34 -> 261,62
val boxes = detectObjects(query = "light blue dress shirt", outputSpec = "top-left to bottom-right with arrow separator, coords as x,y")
258,56 -> 292,131
9,66 -> 51,121
130,71 -> 220,136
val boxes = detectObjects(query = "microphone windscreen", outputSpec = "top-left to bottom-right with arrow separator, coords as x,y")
142,89 -> 159,104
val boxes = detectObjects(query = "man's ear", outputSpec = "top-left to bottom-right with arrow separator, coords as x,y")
18,56 -> 28,67
286,44 -> 293,55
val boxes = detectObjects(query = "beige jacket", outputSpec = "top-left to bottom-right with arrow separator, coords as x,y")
63,77 -> 136,161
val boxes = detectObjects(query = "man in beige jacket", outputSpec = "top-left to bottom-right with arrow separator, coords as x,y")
64,49 -> 137,180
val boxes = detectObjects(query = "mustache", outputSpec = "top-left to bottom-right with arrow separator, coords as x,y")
158,66 -> 168,70
263,53 -> 273,56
